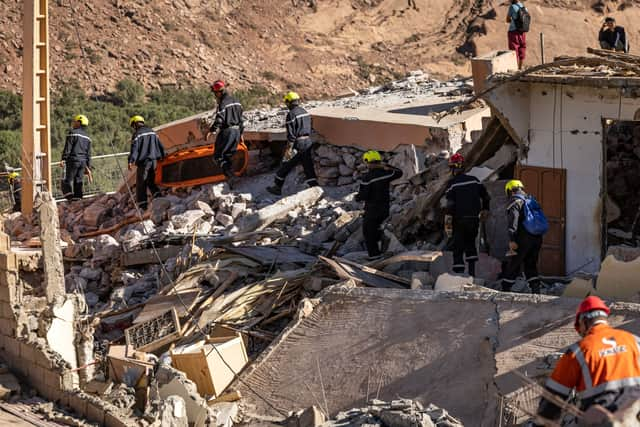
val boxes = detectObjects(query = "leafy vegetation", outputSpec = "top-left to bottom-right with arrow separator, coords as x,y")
0,80 -> 278,170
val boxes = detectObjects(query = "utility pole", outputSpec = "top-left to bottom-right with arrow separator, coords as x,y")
22,0 -> 52,215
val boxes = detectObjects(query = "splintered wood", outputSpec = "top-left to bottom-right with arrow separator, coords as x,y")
125,308 -> 182,352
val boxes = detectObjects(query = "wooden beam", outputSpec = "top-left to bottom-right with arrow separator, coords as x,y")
121,245 -> 183,267
22,0 -> 51,216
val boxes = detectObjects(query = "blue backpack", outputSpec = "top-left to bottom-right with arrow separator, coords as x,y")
514,194 -> 549,235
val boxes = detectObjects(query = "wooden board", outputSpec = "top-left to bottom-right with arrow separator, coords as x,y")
320,256 -> 410,289
172,349 -> 215,396
122,245 -> 183,267
368,250 -> 442,270
133,291 -> 200,324
224,245 -> 316,266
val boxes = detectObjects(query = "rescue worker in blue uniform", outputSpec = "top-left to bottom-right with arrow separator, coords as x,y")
128,115 -> 166,210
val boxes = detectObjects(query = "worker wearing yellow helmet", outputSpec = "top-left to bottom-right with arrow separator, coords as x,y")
127,115 -> 166,210
6,171 -> 21,212
61,114 -> 92,200
355,150 -> 403,259
267,91 -> 318,196
501,179 -> 548,293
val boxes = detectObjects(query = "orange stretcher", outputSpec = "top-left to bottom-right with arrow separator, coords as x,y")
155,140 -> 249,188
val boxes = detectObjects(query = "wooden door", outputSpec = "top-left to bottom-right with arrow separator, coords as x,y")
516,166 -> 567,276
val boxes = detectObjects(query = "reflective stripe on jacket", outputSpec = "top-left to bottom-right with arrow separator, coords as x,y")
62,127 -> 92,166
546,324 -> 640,400
211,93 -> 244,133
128,126 -> 166,165
285,105 -> 312,144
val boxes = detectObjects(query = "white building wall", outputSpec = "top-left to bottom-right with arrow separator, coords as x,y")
524,83 -> 640,273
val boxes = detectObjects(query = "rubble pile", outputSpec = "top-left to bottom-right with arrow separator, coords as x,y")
286,399 -> 463,427
605,121 -> 640,243
244,72 -> 473,132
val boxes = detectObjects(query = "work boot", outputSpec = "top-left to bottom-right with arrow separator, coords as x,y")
468,261 -> 476,277
266,185 -> 282,196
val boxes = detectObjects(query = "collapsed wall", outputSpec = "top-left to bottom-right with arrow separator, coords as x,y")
237,287 -> 640,425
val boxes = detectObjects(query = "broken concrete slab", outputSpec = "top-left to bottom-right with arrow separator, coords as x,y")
606,245 -> 640,262
433,273 -> 474,292
562,276 -> 596,299
36,192 -> 65,305
237,187 -> 324,233
236,288 -> 640,424
596,255 -> 640,301
157,366 -> 213,427
159,395 -> 189,427
46,298 -> 78,371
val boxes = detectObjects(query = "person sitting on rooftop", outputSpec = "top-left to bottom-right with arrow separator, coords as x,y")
599,17 -> 628,53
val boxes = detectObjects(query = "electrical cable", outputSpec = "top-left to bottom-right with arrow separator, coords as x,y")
62,3 -> 289,417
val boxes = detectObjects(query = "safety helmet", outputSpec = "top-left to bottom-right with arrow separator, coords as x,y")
211,80 -> 226,92
7,172 -> 19,182
73,114 -> 89,126
505,179 -> 524,195
283,91 -> 301,103
448,153 -> 464,168
129,115 -> 145,127
574,296 -> 610,331
363,150 -> 382,163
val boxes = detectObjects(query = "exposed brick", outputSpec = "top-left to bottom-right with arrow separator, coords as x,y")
0,301 -> 13,319
105,412 -> 131,427
0,234 -> 10,252
68,393 -> 87,417
0,318 -> 16,337
34,349 -> 57,370
19,341 -> 36,364
86,402 -> 106,425
4,337 -> 20,360
61,371 -> 76,392
44,369 -> 62,391
0,253 -> 18,272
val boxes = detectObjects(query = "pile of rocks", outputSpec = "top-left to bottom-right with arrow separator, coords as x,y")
287,399 -> 463,427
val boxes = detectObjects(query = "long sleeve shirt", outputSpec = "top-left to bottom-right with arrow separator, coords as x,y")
444,173 -> 490,218
285,105 -> 312,144
61,127 -> 92,167
355,165 -> 403,212
210,93 -> 244,134
128,126 -> 166,165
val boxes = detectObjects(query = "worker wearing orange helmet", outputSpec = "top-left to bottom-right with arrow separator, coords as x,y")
443,153 -> 490,277
355,150 -> 403,259
535,296 -> 640,423
206,80 -> 244,185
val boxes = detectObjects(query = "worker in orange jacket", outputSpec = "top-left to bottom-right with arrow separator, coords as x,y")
536,296 -> 640,422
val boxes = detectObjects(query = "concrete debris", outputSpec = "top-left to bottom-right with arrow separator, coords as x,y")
159,395 -> 189,427
287,400 -> 462,427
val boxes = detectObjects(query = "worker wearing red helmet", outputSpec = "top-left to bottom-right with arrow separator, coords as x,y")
535,296 -> 640,423
443,153 -> 490,277
206,80 -> 244,185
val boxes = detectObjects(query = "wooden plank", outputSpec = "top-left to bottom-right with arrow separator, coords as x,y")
319,256 -> 409,289
171,349 -> 215,397
207,390 -> 242,405
80,212 -> 151,238
181,272 -> 238,337
223,245 -> 316,266
122,245 -> 183,267
133,291 -> 200,324
368,250 -> 442,270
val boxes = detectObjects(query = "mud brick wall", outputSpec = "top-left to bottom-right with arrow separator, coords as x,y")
0,231 -> 129,427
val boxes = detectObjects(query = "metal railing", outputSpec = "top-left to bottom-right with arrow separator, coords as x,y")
0,152 -> 130,211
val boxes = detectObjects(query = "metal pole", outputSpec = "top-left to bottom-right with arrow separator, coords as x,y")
540,32 -> 545,64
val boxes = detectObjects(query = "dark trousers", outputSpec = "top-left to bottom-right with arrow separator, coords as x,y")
136,160 -> 160,210
214,128 -> 241,177
363,208 -> 388,257
62,160 -> 86,200
274,147 -> 318,187
501,232 -> 543,292
452,217 -> 479,276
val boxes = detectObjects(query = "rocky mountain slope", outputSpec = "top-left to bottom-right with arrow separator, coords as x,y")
1,0 -> 640,98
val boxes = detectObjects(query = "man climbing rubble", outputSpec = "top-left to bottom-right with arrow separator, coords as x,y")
534,296 -> 640,424
128,115 -> 166,210
501,179 -> 546,293
61,114 -> 92,201
355,150 -> 403,259
443,153 -> 490,277
206,80 -> 244,187
267,91 -> 318,196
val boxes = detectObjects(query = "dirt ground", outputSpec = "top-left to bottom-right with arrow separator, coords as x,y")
1,0 -> 640,98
